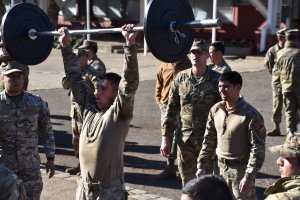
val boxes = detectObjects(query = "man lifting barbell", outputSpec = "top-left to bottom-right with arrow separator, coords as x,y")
58,24 -> 139,200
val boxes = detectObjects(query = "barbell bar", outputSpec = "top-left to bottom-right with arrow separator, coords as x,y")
29,19 -> 221,38
1,0 -> 222,65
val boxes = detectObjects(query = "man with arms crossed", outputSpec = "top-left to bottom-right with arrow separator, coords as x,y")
197,71 -> 266,200
58,24 -> 139,200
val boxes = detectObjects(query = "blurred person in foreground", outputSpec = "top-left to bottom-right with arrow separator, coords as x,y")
181,174 -> 232,200
264,133 -> 300,199
58,24 -> 139,200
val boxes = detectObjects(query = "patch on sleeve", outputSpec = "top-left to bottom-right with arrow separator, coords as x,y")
253,119 -> 264,130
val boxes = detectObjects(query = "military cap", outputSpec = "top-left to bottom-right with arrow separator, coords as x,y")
285,29 -> 299,37
78,40 -> 97,49
276,28 -> 287,36
190,40 -> 208,53
1,61 -> 26,75
269,133 -> 300,158
74,48 -> 88,57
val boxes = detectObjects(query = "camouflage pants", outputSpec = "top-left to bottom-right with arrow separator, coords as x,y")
75,177 -> 126,200
271,75 -> 283,124
177,137 -> 213,187
72,117 -> 83,158
159,103 -> 177,161
17,168 -> 43,200
0,164 -> 26,200
218,160 -> 256,200
283,92 -> 300,133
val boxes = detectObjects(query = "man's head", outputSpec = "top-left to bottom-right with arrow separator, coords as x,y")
189,40 -> 209,67
269,133 -> 300,177
209,41 -> 225,65
181,175 -> 232,200
218,71 -> 242,103
1,61 -> 26,96
94,72 -> 121,110
276,28 -> 287,47
285,29 -> 299,41
78,40 -> 98,60
75,49 -> 88,69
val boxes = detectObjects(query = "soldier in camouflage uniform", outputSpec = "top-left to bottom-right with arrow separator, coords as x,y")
208,41 -> 231,74
0,47 -> 30,91
265,133 -> 300,199
0,164 -> 26,200
264,28 -> 287,136
62,49 -> 101,175
155,57 -> 192,179
160,40 -> 221,186
197,71 -> 266,200
78,40 -> 106,75
0,61 -> 56,200
277,29 -> 300,135
58,24 -> 139,200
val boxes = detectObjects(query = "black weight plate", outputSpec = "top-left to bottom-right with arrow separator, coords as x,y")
144,0 -> 195,63
1,3 -> 53,65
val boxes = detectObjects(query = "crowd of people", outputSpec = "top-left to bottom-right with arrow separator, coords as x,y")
0,17 -> 299,200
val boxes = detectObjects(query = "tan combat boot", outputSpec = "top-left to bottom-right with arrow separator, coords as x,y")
158,160 -> 176,179
267,124 -> 281,136
65,163 -> 80,175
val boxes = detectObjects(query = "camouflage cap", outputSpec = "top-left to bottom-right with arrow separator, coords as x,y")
1,61 -> 26,75
276,28 -> 287,36
73,48 -> 88,57
269,133 -> 300,158
190,40 -> 208,53
78,40 -> 97,49
285,29 -> 299,37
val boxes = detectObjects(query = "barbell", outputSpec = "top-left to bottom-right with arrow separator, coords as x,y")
0,0 -> 222,65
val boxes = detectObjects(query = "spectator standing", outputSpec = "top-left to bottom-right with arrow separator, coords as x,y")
155,57 -> 192,179
160,40 -> 221,186
264,28 -> 287,136
277,29 -> 300,135
197,71 -> 266,200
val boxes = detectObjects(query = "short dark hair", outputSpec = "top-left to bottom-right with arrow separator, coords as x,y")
89,45 -> 98,54
182,175 -> 232,200
210,41 -> 225,54
218,71 -> 243,87
102,72 -> 121,90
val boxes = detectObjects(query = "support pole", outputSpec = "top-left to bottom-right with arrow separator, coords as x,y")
212,0 -> 217,43
86,0 -> 91,40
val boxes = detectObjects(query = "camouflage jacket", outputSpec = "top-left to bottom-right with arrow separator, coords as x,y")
162,67 -> 221,142
277,41 -> 300,92
61,45 -> 139,183
264,176 -> 300,200
208,59 -> 231,74
0,91 -> 55,172
264,43 -> 283,75
197,98 -> 266,180
61,64 -> 100,120
89,55 -> 106,76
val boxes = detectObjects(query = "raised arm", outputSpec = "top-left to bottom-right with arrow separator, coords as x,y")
114,24 -> 139,119
58,27 -> 96,110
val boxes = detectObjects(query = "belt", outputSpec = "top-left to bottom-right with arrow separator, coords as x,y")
80,177 -> 123,191
218,157 -> 248,165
